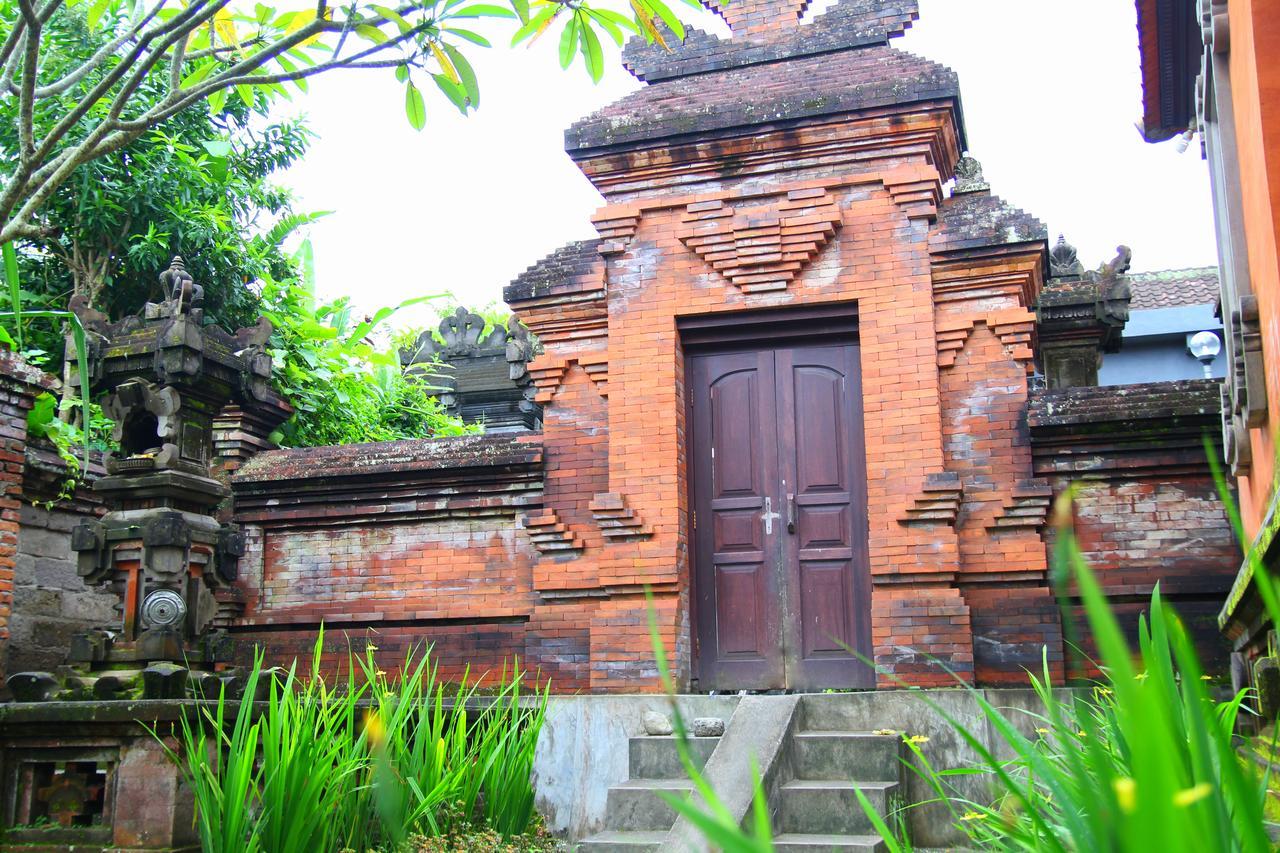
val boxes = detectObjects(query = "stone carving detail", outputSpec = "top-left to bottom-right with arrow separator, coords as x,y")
1223,293 -> 1267,472
1037,243 -> 1133,389
589,492 -> 653,541
1048,234 -> 1084,278
8,257 -> 289,701
400,309 -> 542,431
988,480 -> 1053,532
679,190 -> 841,293
521,508 -> 585,555
952,154 -> 990,194
899,471 -> 964,527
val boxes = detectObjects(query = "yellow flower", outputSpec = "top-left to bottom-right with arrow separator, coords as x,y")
1035,727 -> 1051,736
364,709 -> 386,748
1173,783 -> 1213,807
1200,675 -> 1213,681
1077,730 -> 1088,738
1113,777 -> 1136,814
366,642 -> 379,653
872,728 -> 898,736
1135,672 -> 1150,681
960,811 -> 987,822
905,735 -> 930,745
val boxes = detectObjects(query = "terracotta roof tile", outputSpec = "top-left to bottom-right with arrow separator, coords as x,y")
1127,267 -> 1219,310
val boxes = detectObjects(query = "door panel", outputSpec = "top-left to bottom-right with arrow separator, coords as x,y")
690,351 -> 784,689
775,344 -> 873,689
690,341 -> 870,691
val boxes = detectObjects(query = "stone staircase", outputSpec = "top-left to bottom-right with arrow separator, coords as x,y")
576,734 -> 719,852
769,724 -> 905,852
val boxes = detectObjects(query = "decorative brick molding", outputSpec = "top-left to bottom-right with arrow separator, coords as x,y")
522,508 -> 585,556
899,471 -> 964,527
678,189 -> 842,293
936,310 -> 1036,372
884,176 -> 942,222
987,479 -> 1053,532
591,208 -> 641,255
588,493 -> 653,542
529,355 -> 609,403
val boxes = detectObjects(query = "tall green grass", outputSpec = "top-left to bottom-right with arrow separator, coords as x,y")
157,633 -> 548,852
854,472 -> 1280,852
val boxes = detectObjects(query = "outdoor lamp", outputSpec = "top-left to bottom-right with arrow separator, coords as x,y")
1188,330 -> 1222,378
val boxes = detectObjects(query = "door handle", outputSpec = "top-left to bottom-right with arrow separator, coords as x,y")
786,493 -> 796,534
762,497 -> 781,536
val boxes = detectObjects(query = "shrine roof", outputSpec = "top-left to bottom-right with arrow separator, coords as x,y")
566,44 -> 959,153
565,0 -> 962,153
1126,267 -> 1219,309
931,185 -> 1048,255
504,239 -> 603,303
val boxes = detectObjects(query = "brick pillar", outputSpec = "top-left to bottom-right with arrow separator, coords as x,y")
212,398 -> 293,478
0,350 -> 56,687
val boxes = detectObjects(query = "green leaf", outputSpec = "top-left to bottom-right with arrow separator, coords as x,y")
355,24 -> 389,44
584,8 -> 629,45
181,60 -> 217,90
200,140 -> 233,158
208,87 -> 228,114
3,243 -> 21,351
510,0 -> 529,24
432,73 -> 468,113
558,14 -> 579,69
444,27 -> 491,47
450,4 -> 516,18
86,0 -> 110,30
511,5 -> 556,45
440,43 -> 479,107
404,82 -> 427,130
579,16 -> 604,82
235,83 -> 255,107
640,0 -> 685,40
371,4 -> 412,33
395,64 -> 410,83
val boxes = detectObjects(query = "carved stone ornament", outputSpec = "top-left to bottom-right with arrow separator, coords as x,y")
952,154 -> 990,194
1048,234 -> 1085,278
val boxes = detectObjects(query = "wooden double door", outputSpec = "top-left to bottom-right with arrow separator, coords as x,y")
688,341 -> 872,691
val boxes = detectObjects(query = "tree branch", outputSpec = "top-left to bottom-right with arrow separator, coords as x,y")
17,0 -> 40,163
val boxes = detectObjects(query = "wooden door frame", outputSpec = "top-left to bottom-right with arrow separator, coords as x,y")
679,301 -> 862,690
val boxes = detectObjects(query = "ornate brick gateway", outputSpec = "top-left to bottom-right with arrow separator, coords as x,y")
202,0 -> 1238,692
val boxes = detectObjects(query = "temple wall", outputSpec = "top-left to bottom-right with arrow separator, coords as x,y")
1029,380 -> 1241,678
5,456 -> 109,676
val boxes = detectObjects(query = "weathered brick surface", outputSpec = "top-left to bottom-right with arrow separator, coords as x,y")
1029,380 -> 1240,678
0,351 -> 55,688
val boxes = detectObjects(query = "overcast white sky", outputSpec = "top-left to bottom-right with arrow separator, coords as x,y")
277,0 -> 1218,328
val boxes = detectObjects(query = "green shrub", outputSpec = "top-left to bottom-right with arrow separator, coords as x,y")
158,634 -> 549,852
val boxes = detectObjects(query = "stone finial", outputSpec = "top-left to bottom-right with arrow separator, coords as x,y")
438,307 -> 489,354
1049,234 -> 1085,278
952,154 -> 990,194
157,255 -> 203,312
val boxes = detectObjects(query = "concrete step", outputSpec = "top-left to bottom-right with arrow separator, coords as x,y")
629,735 -> 718,779
603,778 -> 693,831
575,830 -> 667,851
790,731 -> 903,782
773,833 -> 888,852
776,779 -> 899,836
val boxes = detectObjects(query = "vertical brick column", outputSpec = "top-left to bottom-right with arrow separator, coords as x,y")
0,350 -> 56,687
